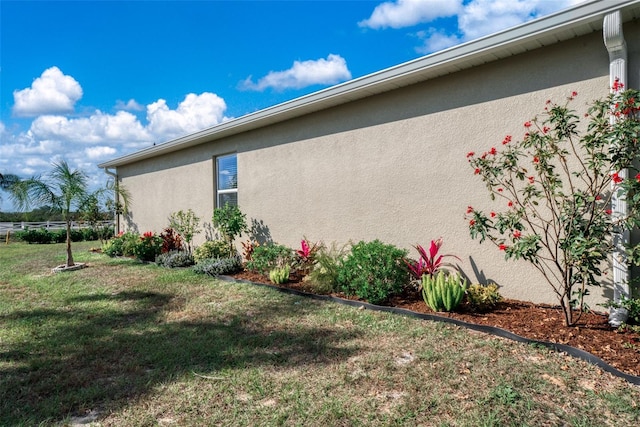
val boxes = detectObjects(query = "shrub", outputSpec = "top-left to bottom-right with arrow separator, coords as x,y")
132,231 -> 163,262
212,204 -> 248,256
102,231 -> 142,257
81,227 -> 99,242
602,296 -> 640,325
15,228 -> 53,244
466,283 -> 503,312
306,242 -> 348,294
336,240 -> 410,305
168,209 -> 201,253
155,250 -> 195,268
245,243 -> 293,275
193,240 -> 229,264
160,227 -> 183,253
193,256 -> 242,276
422,271 -> 467,312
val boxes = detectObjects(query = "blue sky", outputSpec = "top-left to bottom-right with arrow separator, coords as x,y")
0,0 -> 585,211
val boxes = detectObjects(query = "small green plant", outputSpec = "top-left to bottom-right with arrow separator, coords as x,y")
422,271 -> 467,312
212,204 -> 248,256
132,231 -> 163,262
306,242 -> 348,294
466,283 -> 503,312
245,243 -> 293,275
269,265 -> 290,284
193,240 -> 229,264
169,209 -> 201,253
155,250 -> 195,268
337,240 -> 410,305
192,256 -> 242,276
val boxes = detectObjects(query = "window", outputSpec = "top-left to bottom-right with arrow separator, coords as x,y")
216,153 -> 238,207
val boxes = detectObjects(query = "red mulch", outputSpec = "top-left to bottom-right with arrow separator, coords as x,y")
228,270 -> 640,377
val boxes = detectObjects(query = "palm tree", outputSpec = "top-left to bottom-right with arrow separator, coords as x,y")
0,172 -> 21,206
10,161 -> 89,267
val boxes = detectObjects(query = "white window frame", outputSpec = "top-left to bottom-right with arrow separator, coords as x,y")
216,153 -> 238,207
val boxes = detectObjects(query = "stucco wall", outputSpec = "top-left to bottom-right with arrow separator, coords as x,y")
116,20 -> 640,306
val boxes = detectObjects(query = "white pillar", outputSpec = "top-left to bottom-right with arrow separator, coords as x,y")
604,11 -> 629,327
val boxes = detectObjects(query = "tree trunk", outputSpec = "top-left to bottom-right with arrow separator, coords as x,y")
66,220 -> 74,267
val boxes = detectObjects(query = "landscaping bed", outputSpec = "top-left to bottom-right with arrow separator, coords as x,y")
229,269 -> 640,378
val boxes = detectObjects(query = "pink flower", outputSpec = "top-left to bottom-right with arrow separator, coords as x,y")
612,78 -> 624,92
571,91 -> 578,97
612,171 -> 623,184
489,147 -> 497,155
502,135 -> 512,145
469,219 -> 476,227
542,126 -> 550,134
513,230 -> 521,239
528,176 -> 535,184
499,244 -> 507,251
606,209 -> 612,215
497,188 -> 503,192
143,231 -> 154,238
524,121 -> 532,128
490,211 -> 496,218
533,156 -> 539,164
466,206 -> 474,214
474,168 -> 481,175
466,151 -> 475,158
635,173 -> 640,183
595,195 -> 602,201
507,201 -> 514,208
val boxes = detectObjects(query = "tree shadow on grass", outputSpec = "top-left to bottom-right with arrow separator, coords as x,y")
0,288 -> 362,425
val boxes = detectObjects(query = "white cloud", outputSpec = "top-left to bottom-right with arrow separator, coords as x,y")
146,92 -> 228,140
85,146 -> 117,160
115,99 -> 144,111
240,54 -> 352,92
12,66 -> 83,117
359,0 -> 462,29
362,0 -> 588,54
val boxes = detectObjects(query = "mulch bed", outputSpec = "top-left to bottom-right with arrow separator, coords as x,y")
227,270 -> 640,378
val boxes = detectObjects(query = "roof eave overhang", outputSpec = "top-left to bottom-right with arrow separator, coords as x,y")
99,0 -> 640,169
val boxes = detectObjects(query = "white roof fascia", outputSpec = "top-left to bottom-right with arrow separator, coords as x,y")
99,0 -> 640,169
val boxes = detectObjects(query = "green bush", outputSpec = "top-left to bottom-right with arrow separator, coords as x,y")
336,240 -> 410,305
155,250 -> 195,268
269,265 -> 290,284
306,242 -> 348,294
466,283 -> 503,312
102,232 -> 140,257
193,256 -> 242,276
15,228 -> 52,244
193,240 -> 229,264
422,271 -> 467,312
245,243 -> 293,275
132,232 -> 163,262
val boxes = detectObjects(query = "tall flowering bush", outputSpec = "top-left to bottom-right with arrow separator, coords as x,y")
465,85 -> 640,326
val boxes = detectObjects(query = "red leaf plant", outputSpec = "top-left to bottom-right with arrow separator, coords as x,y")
404,238 -> 460,281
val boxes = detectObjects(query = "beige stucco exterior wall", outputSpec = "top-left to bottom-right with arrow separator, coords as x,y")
116,20 -> 640,307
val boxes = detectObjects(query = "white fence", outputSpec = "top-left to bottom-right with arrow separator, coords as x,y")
0,220 -> 113,237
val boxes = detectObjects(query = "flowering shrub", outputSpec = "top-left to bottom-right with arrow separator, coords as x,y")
132,231 -> 163,262
465,85 -> 640,326
102,231 -> 139,257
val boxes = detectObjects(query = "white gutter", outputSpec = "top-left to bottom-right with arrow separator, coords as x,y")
604,10 -> 629,327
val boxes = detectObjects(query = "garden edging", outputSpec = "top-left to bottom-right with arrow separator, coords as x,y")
218,275 -> 640,386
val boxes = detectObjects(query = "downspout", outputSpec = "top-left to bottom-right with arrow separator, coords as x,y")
604,10 -> 629,327
103,167 -> 121,234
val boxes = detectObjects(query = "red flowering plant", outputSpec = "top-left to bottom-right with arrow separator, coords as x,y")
133,231 -> 163,262
404,238 -> 460,288
292,238 -> 321,276
465,86 -> 640,326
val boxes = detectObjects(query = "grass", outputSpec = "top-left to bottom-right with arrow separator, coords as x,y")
0,241 -> 639,426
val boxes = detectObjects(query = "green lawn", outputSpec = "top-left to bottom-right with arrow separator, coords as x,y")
1,241 -> 639,426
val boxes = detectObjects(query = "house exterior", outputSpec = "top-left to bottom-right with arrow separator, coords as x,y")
99,0 -> 640,310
